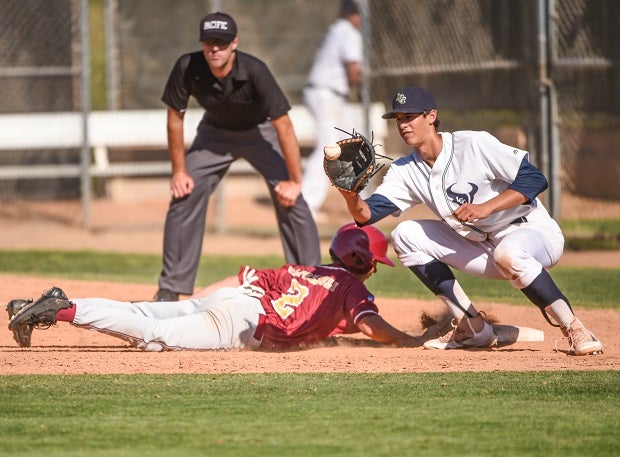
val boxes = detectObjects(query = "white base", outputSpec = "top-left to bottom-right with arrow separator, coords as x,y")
493,324 -> 545,343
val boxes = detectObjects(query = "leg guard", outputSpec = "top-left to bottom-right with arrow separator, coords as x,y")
409,260 -> 474,319
520,269 -> 573,327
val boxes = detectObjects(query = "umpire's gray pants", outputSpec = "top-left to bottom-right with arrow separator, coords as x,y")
158,121 -> 321,295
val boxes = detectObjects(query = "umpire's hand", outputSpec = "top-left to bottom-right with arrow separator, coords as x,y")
274,180 -> 300,208
170,171 -> 195,199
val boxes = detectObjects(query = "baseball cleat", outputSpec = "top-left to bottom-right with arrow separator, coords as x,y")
8,286 -> 73,330
424,312 -> 498,350
6,298 -> 34,347
565,317 -> 603,355
154,288 -> 179,302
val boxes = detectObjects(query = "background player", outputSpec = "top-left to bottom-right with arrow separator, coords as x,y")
7,225 -> 418,351
334,85 -> 603,355
155,11 -> 320,301
301,0 -> 363,221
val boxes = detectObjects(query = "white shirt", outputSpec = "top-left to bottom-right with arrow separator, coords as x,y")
375,131 -> 539,241
307,18 -> 363,96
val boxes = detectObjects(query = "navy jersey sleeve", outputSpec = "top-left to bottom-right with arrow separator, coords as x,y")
360,194 -> 400,225
508,157 -> 548,202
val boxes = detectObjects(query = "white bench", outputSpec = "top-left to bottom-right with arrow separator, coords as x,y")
0,103 -> 387,179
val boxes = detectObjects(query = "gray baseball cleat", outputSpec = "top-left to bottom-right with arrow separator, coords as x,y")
6,298 -> 34,347
566,317 -> 603,355
8,286 -> 73,331
423,312 -> 498,350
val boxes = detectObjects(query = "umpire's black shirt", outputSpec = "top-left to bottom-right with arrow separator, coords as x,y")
162,50 -> 291,131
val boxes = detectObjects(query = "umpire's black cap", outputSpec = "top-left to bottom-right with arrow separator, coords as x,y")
199,12 -> 237,42
382,87 -> 438,119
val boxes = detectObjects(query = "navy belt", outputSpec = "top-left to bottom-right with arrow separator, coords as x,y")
510,216 -> 528,224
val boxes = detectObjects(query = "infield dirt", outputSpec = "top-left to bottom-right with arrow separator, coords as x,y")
1,175 -> 618,374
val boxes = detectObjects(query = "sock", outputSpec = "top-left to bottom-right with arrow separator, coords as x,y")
544,299 -> 575,328
409,260 -> 476,320
55,303 -> 76,323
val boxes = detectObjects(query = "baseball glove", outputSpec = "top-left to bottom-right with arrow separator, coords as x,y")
323,129 -> 388,193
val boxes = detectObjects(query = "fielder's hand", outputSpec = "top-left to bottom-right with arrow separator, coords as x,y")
324,128 -> 391,194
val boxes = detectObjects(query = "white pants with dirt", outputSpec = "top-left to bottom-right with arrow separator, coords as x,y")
71,288 -> 265,351
391,205 -> 565,289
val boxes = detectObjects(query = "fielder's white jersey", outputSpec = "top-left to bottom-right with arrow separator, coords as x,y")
375,131 -> 542,241
307,18 -> 363,96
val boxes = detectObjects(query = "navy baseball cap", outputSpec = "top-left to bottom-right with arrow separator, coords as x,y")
382,87 -> 438,119
199,12 -> 237,42
340,0 -> 359,15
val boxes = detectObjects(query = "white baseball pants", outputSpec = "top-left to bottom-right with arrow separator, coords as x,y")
72,288 -> 265,351
391,206 -> 565,290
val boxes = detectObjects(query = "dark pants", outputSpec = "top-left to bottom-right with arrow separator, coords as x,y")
158,121 -> 321,295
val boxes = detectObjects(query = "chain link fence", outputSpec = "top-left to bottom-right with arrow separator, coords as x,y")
368,0 -> 618,211
0,0 -> 617,222
0,0 -> 85,200
552,0 -> 618,200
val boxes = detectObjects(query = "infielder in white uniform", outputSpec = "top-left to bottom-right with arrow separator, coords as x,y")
302,0 -> 363,219
335,86 -> 603,355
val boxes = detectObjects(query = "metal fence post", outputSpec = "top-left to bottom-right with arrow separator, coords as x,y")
359,0 -> 371,136
547,0 -> 562,219
80,0 -> 92,228
105,0 -> 120,110
537,0 -> 561,219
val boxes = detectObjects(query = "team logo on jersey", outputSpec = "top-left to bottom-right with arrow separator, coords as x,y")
447,182 -> 478,205
395,93 -> 407,105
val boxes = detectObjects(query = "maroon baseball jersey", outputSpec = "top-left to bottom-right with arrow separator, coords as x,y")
238,264 -> 379,350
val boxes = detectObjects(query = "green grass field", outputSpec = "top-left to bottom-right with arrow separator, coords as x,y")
1,372 -> 618,457
1,249 -> 618,456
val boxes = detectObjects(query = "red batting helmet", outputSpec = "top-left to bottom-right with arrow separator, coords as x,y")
329,227 -> 374,274
336,222 -> 395,267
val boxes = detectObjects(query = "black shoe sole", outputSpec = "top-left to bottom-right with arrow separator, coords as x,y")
8,297 -> 72,329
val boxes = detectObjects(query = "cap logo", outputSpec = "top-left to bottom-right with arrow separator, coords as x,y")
203,20 -> 229,31
395,93 -> 407,105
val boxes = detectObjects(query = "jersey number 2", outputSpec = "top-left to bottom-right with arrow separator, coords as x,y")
271,279 -> 309,319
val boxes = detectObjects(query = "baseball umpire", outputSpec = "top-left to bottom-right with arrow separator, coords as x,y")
333,86 -> 603,355
7,225 -> 417,351
154,12 -> 321,301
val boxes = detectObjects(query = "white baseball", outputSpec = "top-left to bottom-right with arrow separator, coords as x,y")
324,144 -> 341,160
